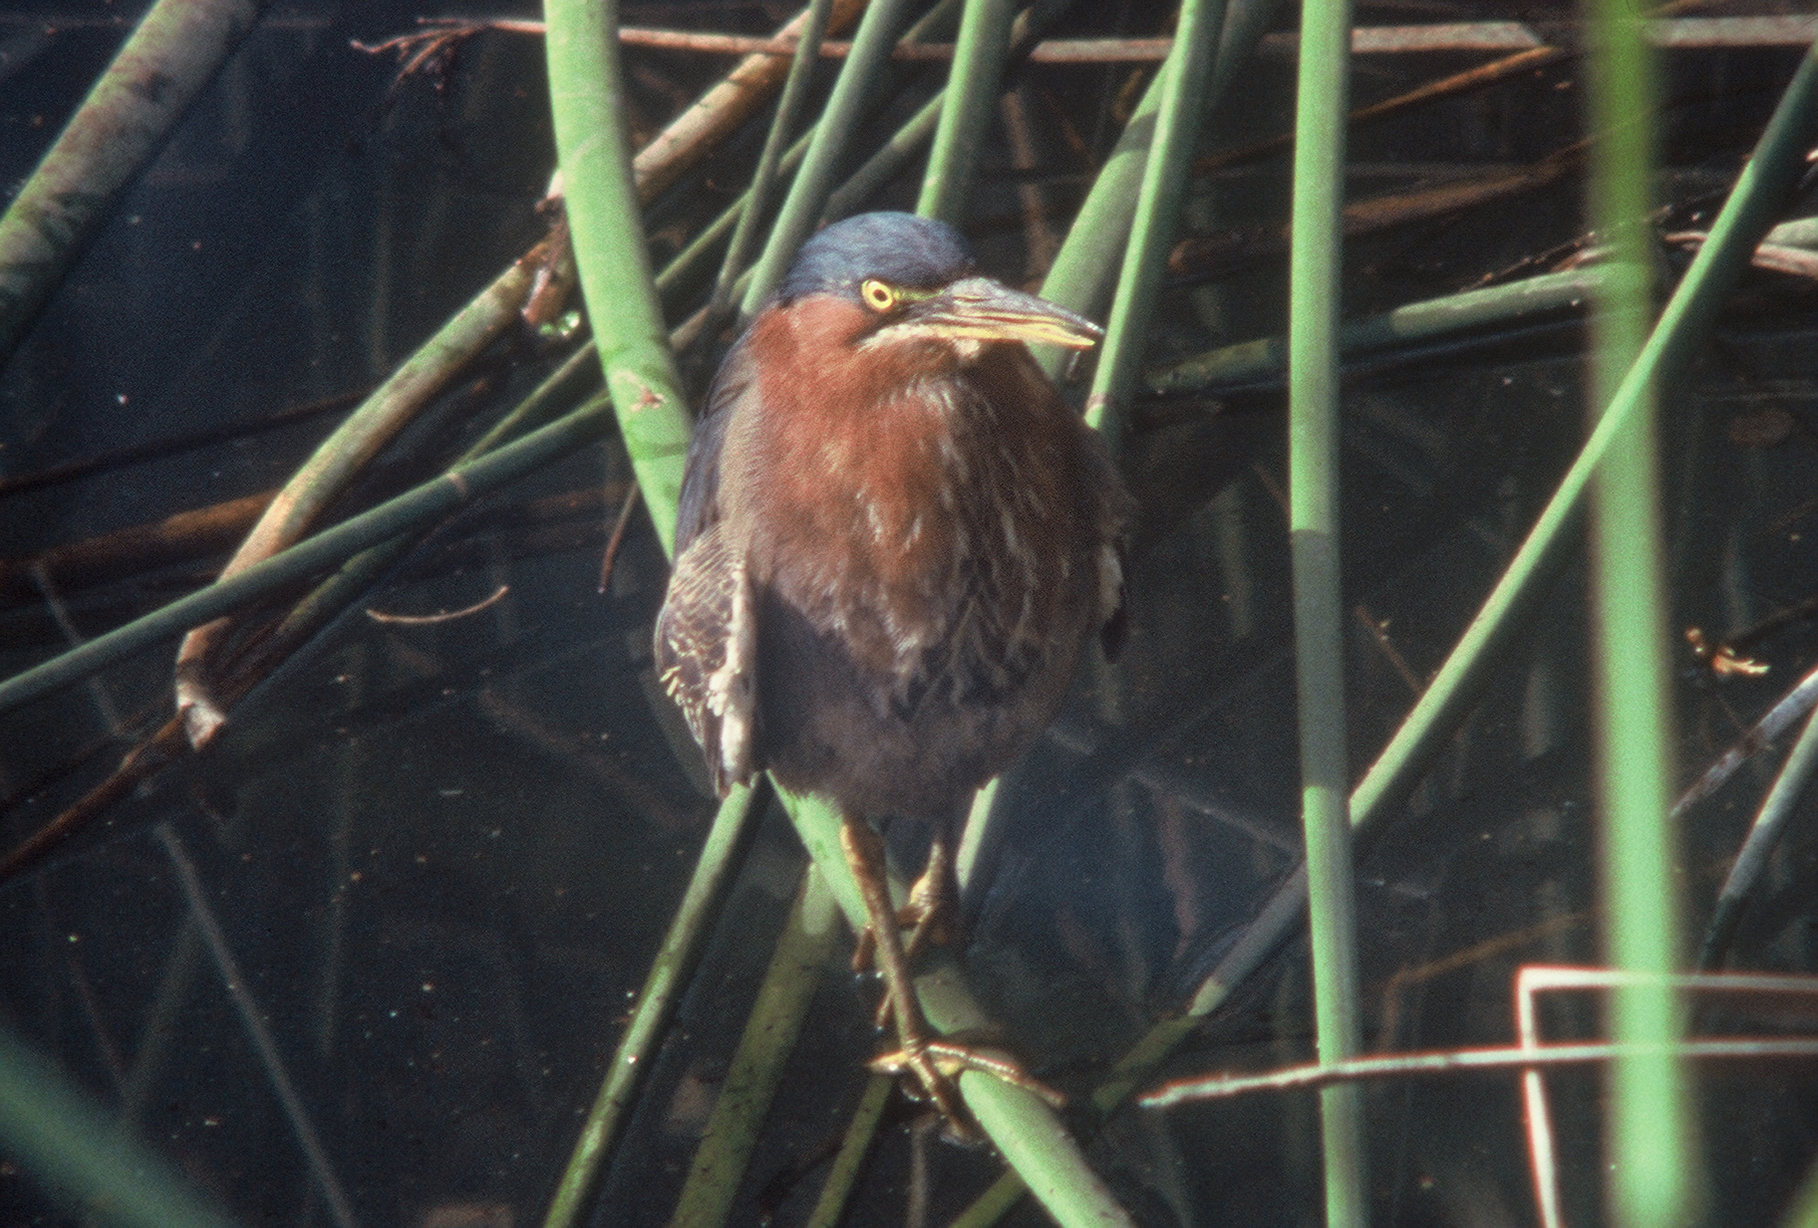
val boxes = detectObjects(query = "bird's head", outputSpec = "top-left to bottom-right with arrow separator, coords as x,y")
775,213 -> 1102,358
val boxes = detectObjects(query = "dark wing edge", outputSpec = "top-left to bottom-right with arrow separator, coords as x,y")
672,331 -> 757,558
1080,418 -> 1136,662
654,525 -> 759,797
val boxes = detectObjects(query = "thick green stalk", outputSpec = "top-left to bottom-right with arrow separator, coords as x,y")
1085,0 -> 1227,452
665,867 -> 840,1228
741,0 -> 918,313
1585,2 -> 1687,1223
541,784 -> 766,1228
1287,0 -> 1366,1217
916,0 -> 1016,223
0,398 -> 617,717
546,0 -> 693,557
0,0 -> 273,368
0,1021 -> 244,1228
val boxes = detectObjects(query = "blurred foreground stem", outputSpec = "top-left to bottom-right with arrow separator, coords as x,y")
1583,0 -> 1689,1221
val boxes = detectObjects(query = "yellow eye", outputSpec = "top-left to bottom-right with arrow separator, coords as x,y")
860,278 -> 896,313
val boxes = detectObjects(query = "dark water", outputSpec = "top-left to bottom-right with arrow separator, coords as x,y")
2,1 -> 1817,1226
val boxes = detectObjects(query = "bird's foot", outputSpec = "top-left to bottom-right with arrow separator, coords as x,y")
869,1036 -> 1066,1138
900,840 -> 957,964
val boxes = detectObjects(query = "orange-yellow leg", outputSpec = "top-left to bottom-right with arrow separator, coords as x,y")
901,834 -> 957,965
849,833 -> 958,1027
838,812 -> 965,1120
837,814 -> 1064,1125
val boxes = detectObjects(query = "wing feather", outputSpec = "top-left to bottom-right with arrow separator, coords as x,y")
655,527 -> 758,796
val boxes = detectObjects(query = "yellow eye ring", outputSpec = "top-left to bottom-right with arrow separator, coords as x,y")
860,278 -> 896,313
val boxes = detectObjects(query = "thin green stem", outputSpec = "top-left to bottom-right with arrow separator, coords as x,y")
657,135 -> 813,304
1085,0 -> 1227,452
829,94 -> 946,223
1031,0 -> 1289,379
541,784 -> 767,1228
1146,267 -> 1606,393
1288,0 -> 1366,1215
172,230 -> 551,744
741,0 -> 918,314
825,0 -> 1077,226
803,1076 -> 894,1228
665,866 -> 841,1228
709,0 -> 836,316
0,398 -> 617,718
264,342 -> 600,665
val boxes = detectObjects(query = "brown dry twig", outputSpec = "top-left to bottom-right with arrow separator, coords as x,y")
366,584 -> 510,625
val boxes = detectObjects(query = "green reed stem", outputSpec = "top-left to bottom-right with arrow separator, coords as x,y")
542,784 -> 767,1228
0,0 -> 273,368
741,0 -> 918,313
0,398 -> 616,717
1146,266 -> 1606,392
1085,0 -> 1226,452
1031,0 -> 1288,380
546,0 -> 694,557
709,0 -> 837,317
955,21 -> 1818,1228
0,1021 -> 244,1228
1287,0 -> 1366,1213
826,0 -> 1076,226
917,0 -> 1016,223
264,341 -> 600,666
1585,1 -> 1688,1220
1186,20 -> 1818,1027
803,1075 -> 894,1228
665,866 -> 841,1228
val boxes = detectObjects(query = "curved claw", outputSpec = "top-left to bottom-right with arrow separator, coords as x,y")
868,1042 -> 970,1129
868,1039 -> 1067,1112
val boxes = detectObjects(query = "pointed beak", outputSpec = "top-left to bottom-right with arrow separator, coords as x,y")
908,277 -> 1103,350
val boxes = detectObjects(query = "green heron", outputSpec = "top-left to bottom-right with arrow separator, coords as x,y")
656,212 -> 1131,1115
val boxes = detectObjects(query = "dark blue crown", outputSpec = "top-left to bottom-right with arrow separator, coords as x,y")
776,212 -> 977,304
